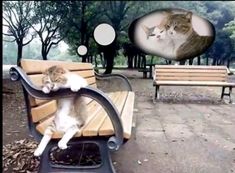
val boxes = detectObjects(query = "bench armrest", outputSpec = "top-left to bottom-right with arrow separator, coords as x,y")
10,66 -> 124,151
95,72 -> 132,91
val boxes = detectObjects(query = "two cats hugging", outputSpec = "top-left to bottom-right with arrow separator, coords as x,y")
34,65 -> 89,156
142,9 -> 214,60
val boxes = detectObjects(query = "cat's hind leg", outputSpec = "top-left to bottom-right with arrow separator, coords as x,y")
58,125 -> 79,150
34,126 -> 54,156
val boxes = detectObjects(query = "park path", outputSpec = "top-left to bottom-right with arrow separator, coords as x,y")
110,69 -> 235,173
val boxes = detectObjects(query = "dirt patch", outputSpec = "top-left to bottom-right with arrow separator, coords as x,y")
3,79 -> 33,145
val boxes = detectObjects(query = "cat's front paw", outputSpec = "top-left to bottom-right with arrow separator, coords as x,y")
42,86 -> 51,94
34,148 -> 43,157
58,141 -> 68,150
71,85 -> 81,92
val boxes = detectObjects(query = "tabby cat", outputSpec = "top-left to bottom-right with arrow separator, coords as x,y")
164,11 -> 214,60
34,65 -> 89,156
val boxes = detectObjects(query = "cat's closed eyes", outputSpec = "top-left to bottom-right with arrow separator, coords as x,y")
34,66 -> 89,156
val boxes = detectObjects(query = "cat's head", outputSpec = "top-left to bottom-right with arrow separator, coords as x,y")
165,12 -> 193,38
142,25 -> 167,41
142,25 -> 156,39
153,25 -> 167,40
42,65 -> 68,93
141,11 -> 172,40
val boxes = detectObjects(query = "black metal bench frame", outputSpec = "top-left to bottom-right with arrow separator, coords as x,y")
10,66 -> 133,173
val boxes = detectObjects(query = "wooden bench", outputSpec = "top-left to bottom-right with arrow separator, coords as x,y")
10,59 -> 135,173
138,63 -> 155,79
138,67 -> 150,78
153,65 -> 235,103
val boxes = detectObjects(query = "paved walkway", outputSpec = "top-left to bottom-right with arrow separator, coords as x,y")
113,95 -> 235,173
109,69 -> 235,173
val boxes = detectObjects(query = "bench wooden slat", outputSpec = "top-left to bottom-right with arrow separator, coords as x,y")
29,95 -> 51,107
155,76 -> 226,82
155,65 -> 227,69
82,92 -> 121,136
31,100 -> 57,122
155,72 -> 226,77
121,92 -> 135,139
155,69 -> 227,73
21,59 -> 93,74
98,91 -> 129,136
154,81 -> 235,86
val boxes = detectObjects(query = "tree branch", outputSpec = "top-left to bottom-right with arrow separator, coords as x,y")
3,32 -> 14,37
22,35 -> 34,46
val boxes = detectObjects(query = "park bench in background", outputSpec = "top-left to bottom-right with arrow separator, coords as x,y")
10,59 -> 135,173
138,63 -> 156,79
153,65 -> 235,103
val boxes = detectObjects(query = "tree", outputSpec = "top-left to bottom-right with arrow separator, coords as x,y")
205,30 -> 233,66
3,1 -> 34,66
59,1 -> 103,62
101,1 -> 131,74
223,18 -> 235,67
30,2 -> 68,60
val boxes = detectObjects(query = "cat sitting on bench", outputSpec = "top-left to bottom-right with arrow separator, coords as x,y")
34,65 -> 89,156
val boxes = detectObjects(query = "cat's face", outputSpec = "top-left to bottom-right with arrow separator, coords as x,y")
165,12 -> 193,39
152,26 -> 167,40
42,66 -> 68,93
142,25 -> 167,41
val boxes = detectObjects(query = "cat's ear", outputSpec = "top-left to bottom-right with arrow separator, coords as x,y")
185,12 -> 192,21
57,67 -> 67,74
141,25 -> 149,34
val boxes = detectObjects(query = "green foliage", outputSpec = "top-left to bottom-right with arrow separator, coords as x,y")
2,1 -> 235,67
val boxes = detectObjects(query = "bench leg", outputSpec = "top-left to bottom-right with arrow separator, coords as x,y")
221,86 -> 233,103
155,86 -> 160,100
38,139 -> 116,173
221,86 -> 225,100
229,86 -> 232,103
143,72 -> 147,78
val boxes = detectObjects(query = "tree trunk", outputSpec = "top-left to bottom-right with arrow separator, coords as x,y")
197,56 -> 201,65
212,58 -> 216,65
128,56 -> 133,68
42,52 -> 47,60
81,55 -> 87,62
206,56 -> 209,65
104,41 -> 116,74
189,58 -> 194,65
227,59 -> 230,68
134,56 -> 137,68
17,43 -> 23,66
41,44 -> 48,60
179,59 -> 186,65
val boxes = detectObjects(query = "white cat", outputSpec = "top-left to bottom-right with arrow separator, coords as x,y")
34,66 -> 89,157
143,24 -> 175,58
